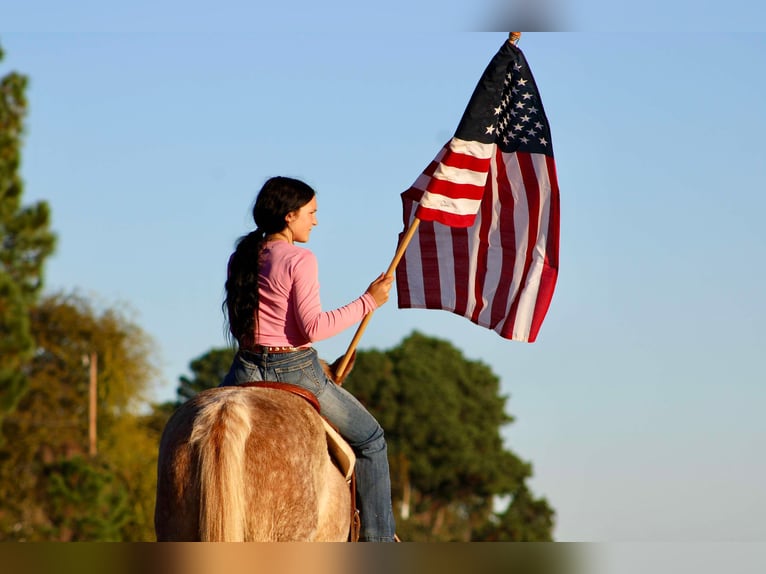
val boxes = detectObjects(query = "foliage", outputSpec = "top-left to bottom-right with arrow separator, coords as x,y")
0,292 -> 160,541
345,331 -> 555,541
40,456 -> 131,541
0,44 -> 56,431
473,485 -> 555,542
175,347 -> 235,403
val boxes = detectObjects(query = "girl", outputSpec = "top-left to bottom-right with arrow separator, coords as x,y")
222,176 -> 396,542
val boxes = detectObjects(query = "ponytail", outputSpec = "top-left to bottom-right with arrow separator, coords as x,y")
224,229 -> 266,348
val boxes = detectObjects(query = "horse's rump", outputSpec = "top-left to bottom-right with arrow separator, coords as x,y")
155,386 -> 350,541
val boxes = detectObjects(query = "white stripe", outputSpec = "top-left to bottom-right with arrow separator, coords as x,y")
431,163 -> 488,187
505,153 -> 552,340
475,166 -> 503,329
463,202 -> 483,320
418,193 -> 482,216
434,221 -> 456,311
448,137 -> 495,159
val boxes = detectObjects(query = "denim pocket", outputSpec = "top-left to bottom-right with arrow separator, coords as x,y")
273,358 -> 324,393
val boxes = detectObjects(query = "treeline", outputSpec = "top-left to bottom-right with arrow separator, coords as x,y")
0,43 -> 554,542
178,334 -> 556,542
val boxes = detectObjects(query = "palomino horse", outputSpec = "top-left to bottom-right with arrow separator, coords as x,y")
154,359 -> 356,542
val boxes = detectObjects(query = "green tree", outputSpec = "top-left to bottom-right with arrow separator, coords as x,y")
0,292 -> 159,540
473,485 -> 555,542
345,331 -> 555,541
40,456 -> 131,541
176,347 -> 235,403
0,44 -> 56,429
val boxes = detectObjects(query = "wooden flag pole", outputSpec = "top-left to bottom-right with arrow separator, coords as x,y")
335,218 -> 421,380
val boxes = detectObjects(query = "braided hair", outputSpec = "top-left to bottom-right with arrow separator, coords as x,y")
224,176 -> 316,348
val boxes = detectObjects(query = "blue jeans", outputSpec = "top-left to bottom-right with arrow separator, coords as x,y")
221,347 -> 396,542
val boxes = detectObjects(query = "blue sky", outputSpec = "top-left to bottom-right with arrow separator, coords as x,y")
3,2 -> 766,543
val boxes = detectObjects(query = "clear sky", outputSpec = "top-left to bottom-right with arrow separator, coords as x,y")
3,2 -> 765,543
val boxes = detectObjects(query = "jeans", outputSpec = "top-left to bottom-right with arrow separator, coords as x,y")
221,347 -> 396,542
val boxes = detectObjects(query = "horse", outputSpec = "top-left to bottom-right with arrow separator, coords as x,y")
154,357 -> 357,541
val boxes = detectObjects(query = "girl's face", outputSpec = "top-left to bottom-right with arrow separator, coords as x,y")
285,196 -> 318,243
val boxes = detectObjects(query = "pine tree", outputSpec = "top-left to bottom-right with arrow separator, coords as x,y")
176,347 -> 235,403
0,43 -> 56,429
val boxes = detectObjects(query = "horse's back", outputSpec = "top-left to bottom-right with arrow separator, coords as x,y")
155,386 -> 350,541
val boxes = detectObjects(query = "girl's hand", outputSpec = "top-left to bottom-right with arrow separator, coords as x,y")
366,273 -> 394,307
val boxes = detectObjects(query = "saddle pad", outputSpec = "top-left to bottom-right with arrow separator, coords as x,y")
321,419 -> 356,482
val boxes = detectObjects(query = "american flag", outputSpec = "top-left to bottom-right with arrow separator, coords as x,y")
396,39 -> 560,342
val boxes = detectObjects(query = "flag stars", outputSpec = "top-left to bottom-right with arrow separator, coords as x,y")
493,105 -> 504,116
485,124 -> 496,135
515,101 -> 525,110
522,92 -> 533,100
539,137 -> 548,146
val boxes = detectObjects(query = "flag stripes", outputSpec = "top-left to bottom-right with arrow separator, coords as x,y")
415,138 -> 494,227
397,148 -> 558,342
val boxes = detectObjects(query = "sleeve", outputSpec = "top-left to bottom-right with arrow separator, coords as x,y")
290,250 -> 378,343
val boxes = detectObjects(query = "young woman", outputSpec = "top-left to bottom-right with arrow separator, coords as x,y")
221,176 -> 396,542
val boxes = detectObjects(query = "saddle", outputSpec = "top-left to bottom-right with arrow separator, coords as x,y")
238,381 -> 360,541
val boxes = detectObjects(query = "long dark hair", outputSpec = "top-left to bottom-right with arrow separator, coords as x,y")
224,176 -> 316,348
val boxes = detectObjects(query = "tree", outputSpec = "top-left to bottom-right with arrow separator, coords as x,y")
39,456 -> 131,541
175,347 -> 235,403
0,292 -> 159,540
0,43 -> 56,429
473,484 -> 555,542
344,331 -> 555,541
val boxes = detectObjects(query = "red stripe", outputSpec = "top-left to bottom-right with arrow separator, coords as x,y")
423,158 -> 440,178
489,149 -> 518,330
451,226 -> 470,317
415,205 -> 477,227
418,220 -> 442,309
395,197 -> 418,308
469,175 -> 495,324
440,149 -> 492,173
543,156 -> 560,270
527,156 -> 560,342
501,152 -> 541,339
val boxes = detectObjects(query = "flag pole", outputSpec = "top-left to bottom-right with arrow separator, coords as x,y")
335,218 -> 421,380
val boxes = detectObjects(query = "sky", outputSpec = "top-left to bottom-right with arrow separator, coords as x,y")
3,1 -> 766,545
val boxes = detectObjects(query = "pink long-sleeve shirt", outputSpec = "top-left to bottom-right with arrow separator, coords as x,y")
254,241 -> 377,348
